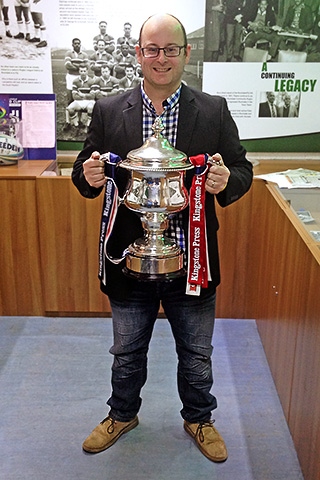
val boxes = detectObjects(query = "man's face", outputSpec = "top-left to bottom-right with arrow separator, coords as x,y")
125,67 -> 134,79
124,24 -> 131,37
267,92 -> 275,103
136,15 -> 191,94
121,44 -> 130,56
284,95 -> 291,107
97,41 -> 106,52
99,23 -> 107,34
101,67 -> 110,78
79,67 -> 87,78
73,40 -> 81,52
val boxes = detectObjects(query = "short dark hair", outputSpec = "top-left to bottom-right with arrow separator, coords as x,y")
138,14 -> 187,47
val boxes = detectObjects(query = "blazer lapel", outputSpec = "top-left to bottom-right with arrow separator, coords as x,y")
176,85 -> 199,153
122,88 -> 143,150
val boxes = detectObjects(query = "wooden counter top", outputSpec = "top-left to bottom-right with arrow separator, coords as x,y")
1,153 -> 319,179
0,160 -> 54,179
249,152 -> 320,175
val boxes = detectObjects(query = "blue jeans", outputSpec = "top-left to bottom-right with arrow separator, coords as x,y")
107,278 -> 217,423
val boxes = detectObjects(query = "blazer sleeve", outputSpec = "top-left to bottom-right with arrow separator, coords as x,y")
72,93 -> 136,199
179,89 -> 253,209
214,96 -> 253,208
72,99 -> 107,199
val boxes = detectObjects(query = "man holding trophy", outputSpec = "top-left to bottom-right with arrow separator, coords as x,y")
72,13 -> 253,463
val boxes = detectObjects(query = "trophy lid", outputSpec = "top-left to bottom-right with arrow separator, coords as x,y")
120,118 -> 193,172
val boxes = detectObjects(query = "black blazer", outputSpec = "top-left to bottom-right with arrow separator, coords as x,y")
259,101 -> 280,117
72,84 -> 253,300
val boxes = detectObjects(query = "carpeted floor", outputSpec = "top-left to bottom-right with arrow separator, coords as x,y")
0,317 -> 303,480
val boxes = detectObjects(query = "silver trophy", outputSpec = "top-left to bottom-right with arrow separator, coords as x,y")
119,118 -> 193,280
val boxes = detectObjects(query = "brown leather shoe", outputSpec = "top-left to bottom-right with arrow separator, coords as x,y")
82,415 -> 139,453
184,420 -> 228,462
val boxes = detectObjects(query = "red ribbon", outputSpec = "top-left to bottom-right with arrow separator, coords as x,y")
186,154 -> 212,296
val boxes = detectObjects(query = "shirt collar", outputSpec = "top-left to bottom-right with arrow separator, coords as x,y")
140,83 -> 182,115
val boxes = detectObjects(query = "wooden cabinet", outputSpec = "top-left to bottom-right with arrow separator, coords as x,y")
215,188 -> 254,318
250,181 -> 320,480
217,160 -> 320,480
289,255 -> 320,480
36,176 -> 111,315
248,181 -> 300,416
0,161 -> 51,315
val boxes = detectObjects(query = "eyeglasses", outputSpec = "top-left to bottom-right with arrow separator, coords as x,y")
140,45 -> 186,58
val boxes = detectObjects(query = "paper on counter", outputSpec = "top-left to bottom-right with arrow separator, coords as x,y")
255,168 -> 320,188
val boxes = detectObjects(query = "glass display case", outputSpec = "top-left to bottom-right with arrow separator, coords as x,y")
40,152 -> 77,176
280,188 -> 320,247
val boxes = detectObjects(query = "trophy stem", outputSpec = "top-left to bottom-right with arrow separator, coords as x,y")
123,212 -> 186,281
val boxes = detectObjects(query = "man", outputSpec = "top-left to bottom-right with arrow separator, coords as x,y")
280,0 -> 314,51
93,20 -> 115,54
0,0 -> 4,40
116,21 -> 138,56
2,0 -> 12,38
13,0 -> 31,40
258,91 -> 279,117
243,0 -> 280,59
89,38 -> 115,77
306,3 -> 320,61
29,0 -> 47,48
72,13 -> 253,463
117,64 -> 141,92
113,42 -> 137,79
225,0 -> 255,61
64,38 -> 89,105
279,93 -> 299,117
204,0 -> 226,62
94,65 -> 119,99
66,65 -> 96,129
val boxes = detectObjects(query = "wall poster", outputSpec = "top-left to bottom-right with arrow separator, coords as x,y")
0,93 -> 56,163
203,0 -> 320,141
0,0 -> 319,146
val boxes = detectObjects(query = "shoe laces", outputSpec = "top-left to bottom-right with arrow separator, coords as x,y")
100,415 -> 115,434
196,420 -> 215,443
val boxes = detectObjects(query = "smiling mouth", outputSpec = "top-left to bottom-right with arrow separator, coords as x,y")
154,67 -> 171,72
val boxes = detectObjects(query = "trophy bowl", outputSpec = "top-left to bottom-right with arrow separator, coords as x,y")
119,118 -> 193,280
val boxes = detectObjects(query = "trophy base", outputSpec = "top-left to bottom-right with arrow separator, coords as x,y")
122,267 -> 186,282
123,251 -> 185,282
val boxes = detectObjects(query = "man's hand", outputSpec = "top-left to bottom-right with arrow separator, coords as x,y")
205,153 -> 230,194
83,151 -> 107,188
